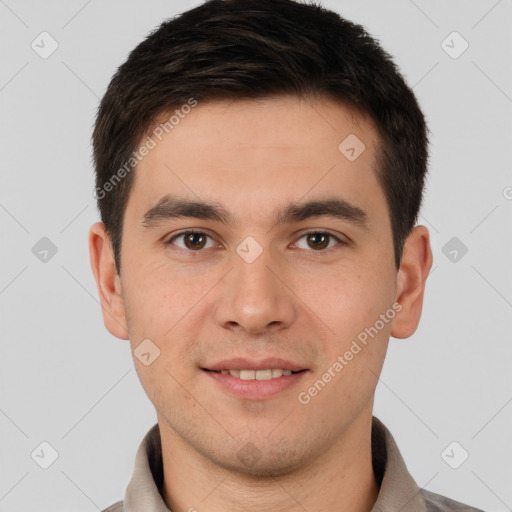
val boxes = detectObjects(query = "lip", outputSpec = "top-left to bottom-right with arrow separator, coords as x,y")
203,357 -> 308,372
203,368 -> 309,400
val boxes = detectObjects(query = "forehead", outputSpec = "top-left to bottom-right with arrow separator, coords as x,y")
128,95 -> 385,224
146,94 -> 376,150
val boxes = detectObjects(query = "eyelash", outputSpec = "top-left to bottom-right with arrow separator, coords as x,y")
166,230 -> 346,255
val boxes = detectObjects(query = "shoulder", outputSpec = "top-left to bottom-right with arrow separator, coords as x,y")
420,489 -> 485,512
101,500 -> 124,512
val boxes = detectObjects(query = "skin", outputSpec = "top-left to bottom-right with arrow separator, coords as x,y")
89,95 -> 432,512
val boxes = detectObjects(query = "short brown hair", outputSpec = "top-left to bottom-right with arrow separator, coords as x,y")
92,0 -> 429,273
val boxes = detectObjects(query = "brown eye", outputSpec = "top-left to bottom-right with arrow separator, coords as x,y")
307,233 -> 329,250
169,231 -> 214,251
295,232 -> 343,251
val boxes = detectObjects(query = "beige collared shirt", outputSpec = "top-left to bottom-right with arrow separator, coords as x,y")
102,416 -> 484,512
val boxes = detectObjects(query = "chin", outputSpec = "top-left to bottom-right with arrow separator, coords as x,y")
208,440 -> 311,479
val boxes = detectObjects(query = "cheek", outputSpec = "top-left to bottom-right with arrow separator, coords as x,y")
121,256 -> 190,337
121,260 -> 200,362
304,266 -> 395,340
303,266 -> 394,396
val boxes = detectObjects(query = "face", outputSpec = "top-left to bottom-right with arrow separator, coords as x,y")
90,94 -> 431,477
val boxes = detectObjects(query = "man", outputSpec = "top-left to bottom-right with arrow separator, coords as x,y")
89,0 -> 484,510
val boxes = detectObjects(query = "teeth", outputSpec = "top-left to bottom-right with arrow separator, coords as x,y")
219,369 -> 294,380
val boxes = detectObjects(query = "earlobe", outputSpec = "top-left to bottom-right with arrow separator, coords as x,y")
88,222 -> 130,340
390,225 -> 433,339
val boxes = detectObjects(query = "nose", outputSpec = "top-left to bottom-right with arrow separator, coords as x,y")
213,243 -> 297,336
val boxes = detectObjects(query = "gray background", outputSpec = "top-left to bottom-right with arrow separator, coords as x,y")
1,0 -> 511,510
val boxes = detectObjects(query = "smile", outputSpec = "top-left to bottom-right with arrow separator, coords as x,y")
208,368 -> 304,380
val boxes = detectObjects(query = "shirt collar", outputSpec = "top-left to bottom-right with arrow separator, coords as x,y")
123,416 -> 428,512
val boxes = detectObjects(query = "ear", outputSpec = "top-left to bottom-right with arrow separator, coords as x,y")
88,222 -> 129,339
391,225 -> 433,339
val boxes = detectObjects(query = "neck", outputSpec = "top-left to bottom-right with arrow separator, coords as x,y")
159,410 -> 379,512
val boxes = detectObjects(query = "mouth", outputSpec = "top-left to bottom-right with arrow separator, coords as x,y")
200,357 -> 310,399
202,368 -> 308,381
201,358 -> 310,400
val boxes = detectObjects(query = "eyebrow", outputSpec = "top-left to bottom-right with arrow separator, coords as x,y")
142,194 -> 369,230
